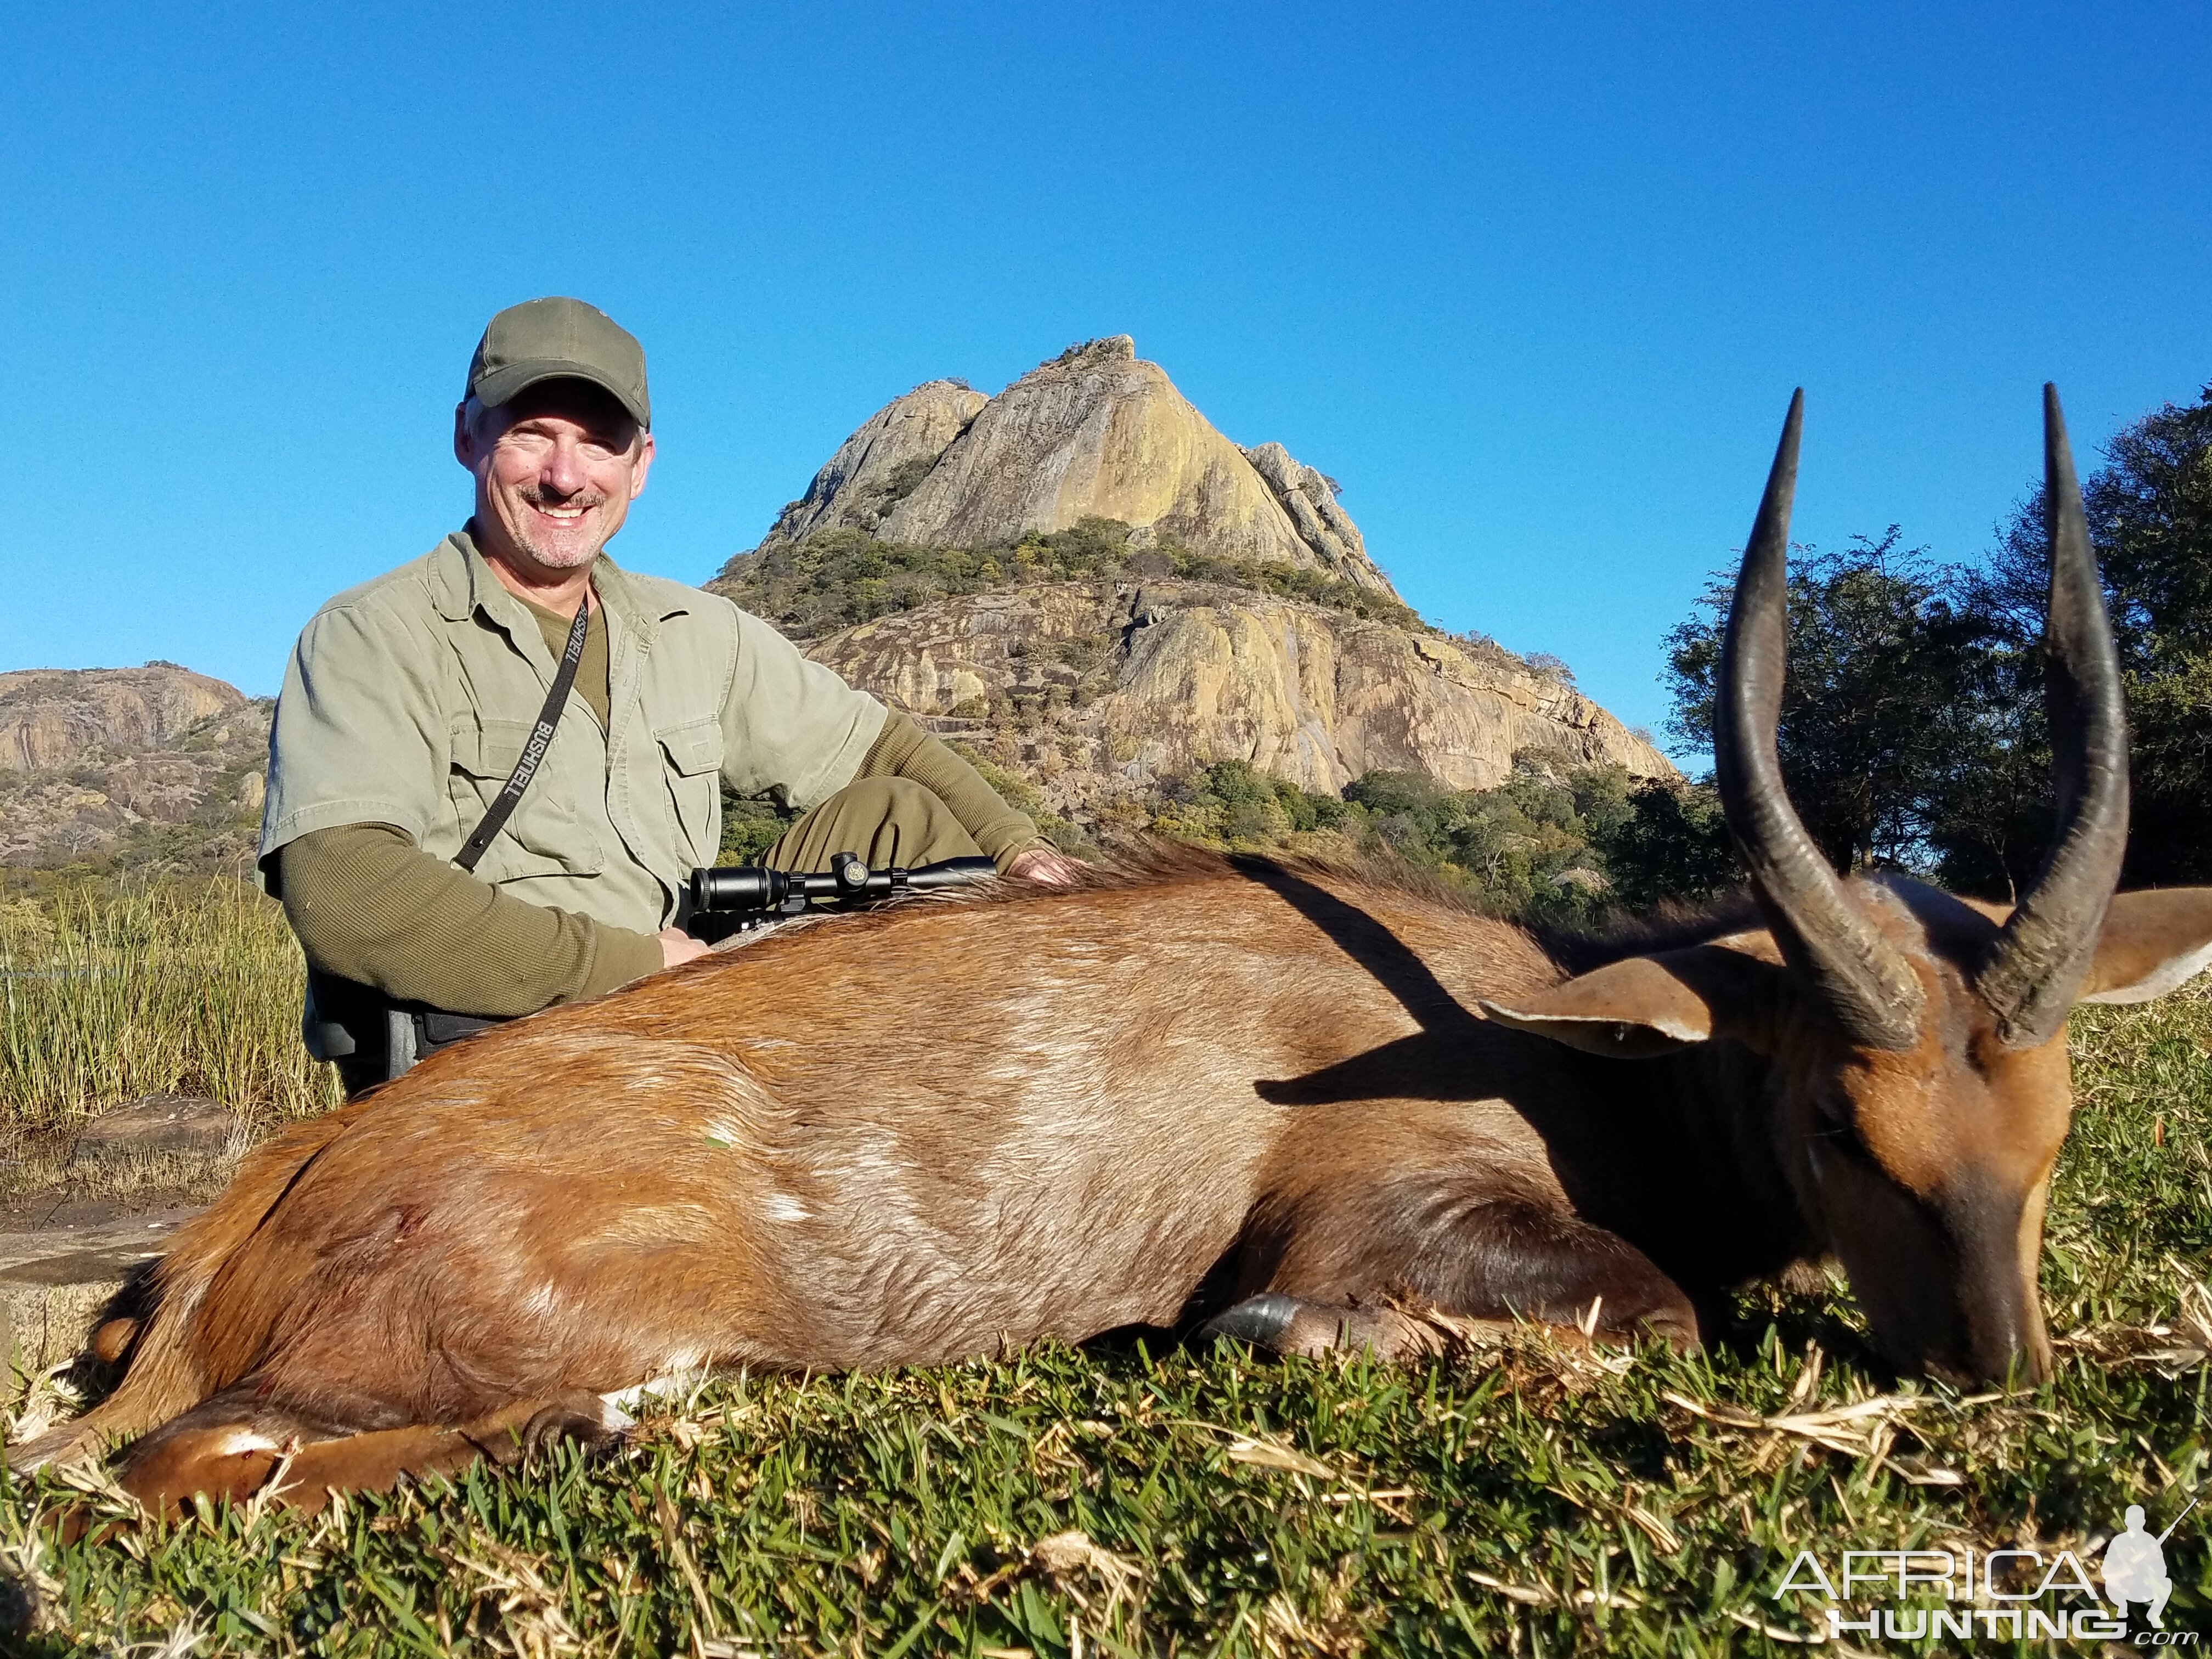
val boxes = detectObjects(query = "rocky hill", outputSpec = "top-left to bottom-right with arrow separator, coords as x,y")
807,579 -> 1670,833
719,338 -> 1669,834
0,667 -> 269,872
754,337 -> 1398,598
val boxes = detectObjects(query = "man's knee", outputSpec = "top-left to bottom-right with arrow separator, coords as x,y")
839,777 -> 929,820
769,776 -> 984,871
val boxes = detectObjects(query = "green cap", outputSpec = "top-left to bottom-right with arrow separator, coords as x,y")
465,297 -> 651,429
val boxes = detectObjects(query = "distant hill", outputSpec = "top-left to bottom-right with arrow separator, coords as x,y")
0,665 -> 269,873
715,337 -> 1671,837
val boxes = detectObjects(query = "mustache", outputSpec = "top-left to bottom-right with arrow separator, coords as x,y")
518,487 -> 608,512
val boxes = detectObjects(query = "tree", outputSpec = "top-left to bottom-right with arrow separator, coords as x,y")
1936,383 -> 2212,889
1588,778 -> 1738,911
1662,531 -> 2000,873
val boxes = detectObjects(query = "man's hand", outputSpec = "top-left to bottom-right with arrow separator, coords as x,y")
659,926 -> 712,969
1007,845 -> 1085,885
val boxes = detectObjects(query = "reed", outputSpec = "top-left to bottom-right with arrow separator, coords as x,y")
0,878 -> 337,1128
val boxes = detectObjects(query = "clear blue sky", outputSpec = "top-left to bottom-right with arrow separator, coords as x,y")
5,3 -> 2208,745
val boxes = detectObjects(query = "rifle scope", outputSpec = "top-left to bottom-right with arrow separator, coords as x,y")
688,853 -> 999,919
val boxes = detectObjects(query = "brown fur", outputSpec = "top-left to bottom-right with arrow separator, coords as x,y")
14,850 -> 2212,1511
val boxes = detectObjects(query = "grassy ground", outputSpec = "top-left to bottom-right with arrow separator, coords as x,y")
0,896 -> 2206,1654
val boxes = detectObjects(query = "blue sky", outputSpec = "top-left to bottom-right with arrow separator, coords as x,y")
4,3 -> 2208,745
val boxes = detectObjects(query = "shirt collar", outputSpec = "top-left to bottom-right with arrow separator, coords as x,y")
431,523 -> 669,636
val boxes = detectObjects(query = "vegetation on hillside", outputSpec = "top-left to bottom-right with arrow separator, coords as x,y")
1148,755 -> 1736,924
715,517 -> 1429,640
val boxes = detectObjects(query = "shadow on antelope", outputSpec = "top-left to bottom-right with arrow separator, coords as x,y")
14,387 -> 2212,1519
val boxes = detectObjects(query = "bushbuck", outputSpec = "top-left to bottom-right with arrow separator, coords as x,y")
15,388 -> 2212,1517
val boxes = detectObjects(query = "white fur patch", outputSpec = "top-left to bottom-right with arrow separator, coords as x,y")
760,1192 -> 812,1223
601,1362 -> 711,1418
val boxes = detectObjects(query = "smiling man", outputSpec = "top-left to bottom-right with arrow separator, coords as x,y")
262,297 -> 1074,1095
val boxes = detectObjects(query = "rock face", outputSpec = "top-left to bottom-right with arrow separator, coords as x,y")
766,379 -> 990,544
757,338 -> 1400,597
0,665 -> 271,870
0,664 -> 244,770
808,579 -> 1672,827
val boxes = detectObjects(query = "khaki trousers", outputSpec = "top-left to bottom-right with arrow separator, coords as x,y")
761,777 -> 989,872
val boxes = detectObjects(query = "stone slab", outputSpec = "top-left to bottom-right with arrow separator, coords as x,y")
67,1093 -> 241,1166
0,1209 -> 196,1379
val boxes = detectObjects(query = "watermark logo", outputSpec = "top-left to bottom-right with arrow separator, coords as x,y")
2108,1500 -> 2197,1633
1771,1498 -> 2198,1645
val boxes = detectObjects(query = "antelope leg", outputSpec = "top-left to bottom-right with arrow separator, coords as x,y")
116,1386 -> 622,1518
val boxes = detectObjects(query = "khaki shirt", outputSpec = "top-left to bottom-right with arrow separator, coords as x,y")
261,530 -> 887,932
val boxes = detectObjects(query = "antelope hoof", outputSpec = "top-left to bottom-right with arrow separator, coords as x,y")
1201,1295 -> 1437,1362
1200,1293 -> 1303,1349
505,1396 -> 623,1464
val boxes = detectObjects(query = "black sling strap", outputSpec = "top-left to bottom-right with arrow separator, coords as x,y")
307,592 -> 595,1094
453,596 -> 591,873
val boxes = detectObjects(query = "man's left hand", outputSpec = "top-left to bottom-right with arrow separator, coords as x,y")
1007,845 -> 1085,885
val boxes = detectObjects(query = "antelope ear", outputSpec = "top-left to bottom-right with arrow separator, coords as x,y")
1479,946 -> 1781,1059
2077,888 -> 2212,1005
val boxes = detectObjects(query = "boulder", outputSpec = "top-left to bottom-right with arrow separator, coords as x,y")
67,1094 -> 242,1167
0,1210 -> 195,1378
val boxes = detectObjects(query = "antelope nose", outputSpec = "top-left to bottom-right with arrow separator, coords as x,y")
1965,1293 -> 2052,1387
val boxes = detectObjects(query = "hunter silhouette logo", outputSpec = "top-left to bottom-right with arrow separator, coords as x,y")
2105,1499 -> 2196,1630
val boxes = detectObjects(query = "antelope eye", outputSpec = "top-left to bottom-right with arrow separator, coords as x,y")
1809,1092 -> 1862,1146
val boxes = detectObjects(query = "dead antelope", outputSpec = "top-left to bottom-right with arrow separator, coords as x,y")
14,388 -> 2212,1519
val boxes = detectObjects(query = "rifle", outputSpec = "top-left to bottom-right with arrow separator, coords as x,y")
686,853 -> 998,939
2158,1496 -> 2199,1544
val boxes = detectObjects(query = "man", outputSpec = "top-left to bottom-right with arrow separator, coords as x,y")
2102,1505 -> 2174,1628
263,297 -> 1075,1094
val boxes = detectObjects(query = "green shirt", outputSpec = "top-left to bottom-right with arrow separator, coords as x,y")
261,528 -> 888,933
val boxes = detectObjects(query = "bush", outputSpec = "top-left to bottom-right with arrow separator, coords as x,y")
1149,755 -> 1726,924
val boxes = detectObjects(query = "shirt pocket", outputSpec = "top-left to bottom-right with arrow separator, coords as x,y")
655,716 -> 725,866
448,715 -> 605,877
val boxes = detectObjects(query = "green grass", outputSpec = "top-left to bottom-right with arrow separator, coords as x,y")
0,878 -> 338,1130
2,981 -> 2207,1652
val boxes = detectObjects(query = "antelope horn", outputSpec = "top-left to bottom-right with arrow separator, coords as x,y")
1974,385 -> 2130,1047
1714,391 -> 1926,1049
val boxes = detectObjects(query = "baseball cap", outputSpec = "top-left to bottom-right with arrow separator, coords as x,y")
465,297 -> 651,429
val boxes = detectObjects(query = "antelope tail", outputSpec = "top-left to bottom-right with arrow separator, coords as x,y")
5,1105 -> 362,1472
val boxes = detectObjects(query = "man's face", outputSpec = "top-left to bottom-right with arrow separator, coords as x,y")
455,380 -> 655,575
